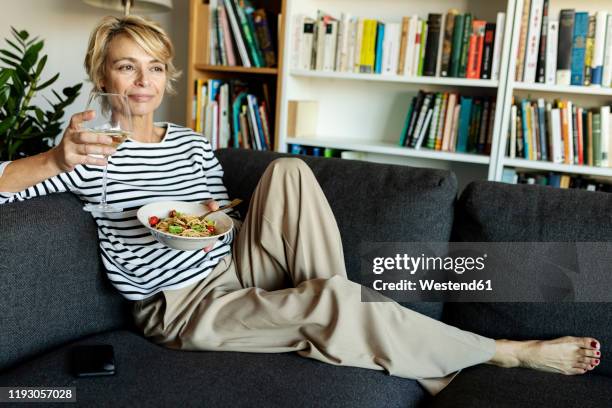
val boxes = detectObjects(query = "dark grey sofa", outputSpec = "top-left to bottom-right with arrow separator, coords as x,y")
1,149 -> 611,407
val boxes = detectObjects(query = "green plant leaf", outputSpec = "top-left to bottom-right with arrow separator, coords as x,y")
34,72 -> 58,91
0,116 -> 16,134
10,71 -> 24,94
0,49 -> 21,62
16,29 -> 29,41
35,54 -> 47,77
5,38 -> 23,54
10,27 -> 25,45
22,40 -> 43,71
0,69 -> 11,87
0,57 -> 19,68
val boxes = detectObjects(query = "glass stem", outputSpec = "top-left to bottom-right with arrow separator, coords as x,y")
100,155 -> 110,205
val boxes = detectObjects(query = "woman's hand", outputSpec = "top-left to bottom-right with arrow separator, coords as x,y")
49,110 -> 118,172
202,199 -> 219,253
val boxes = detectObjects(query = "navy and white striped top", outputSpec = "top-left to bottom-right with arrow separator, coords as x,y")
0,123 -> 238,301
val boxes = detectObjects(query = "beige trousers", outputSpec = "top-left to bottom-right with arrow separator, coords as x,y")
133,158 -> 495,395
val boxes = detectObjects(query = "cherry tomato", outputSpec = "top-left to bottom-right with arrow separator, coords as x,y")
149,216 -> 160,227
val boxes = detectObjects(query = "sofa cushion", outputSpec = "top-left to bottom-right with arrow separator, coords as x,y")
217,149 -> 458,319
0,193 -> 132,371
0,330 -> 429,408
446,181 -> 612,376
429,365 -> 612,408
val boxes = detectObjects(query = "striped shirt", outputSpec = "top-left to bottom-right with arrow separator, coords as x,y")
0,123 -> 238,301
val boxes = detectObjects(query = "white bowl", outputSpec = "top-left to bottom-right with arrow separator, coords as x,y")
137,201 -> 234,251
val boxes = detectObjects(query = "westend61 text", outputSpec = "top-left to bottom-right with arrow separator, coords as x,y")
373,279 -> 493,292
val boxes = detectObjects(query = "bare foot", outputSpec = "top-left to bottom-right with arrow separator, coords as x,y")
488,336 -> 602,375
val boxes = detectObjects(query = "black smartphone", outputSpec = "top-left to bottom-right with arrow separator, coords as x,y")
71,345 -> 116,377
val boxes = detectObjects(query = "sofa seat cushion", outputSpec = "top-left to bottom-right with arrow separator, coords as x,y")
0,330 -> 429,408
430,365 -> 612,408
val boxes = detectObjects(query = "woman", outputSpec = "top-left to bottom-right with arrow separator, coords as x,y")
0,16 -> 602,395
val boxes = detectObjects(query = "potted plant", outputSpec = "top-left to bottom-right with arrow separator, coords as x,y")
0,27 -> 82,161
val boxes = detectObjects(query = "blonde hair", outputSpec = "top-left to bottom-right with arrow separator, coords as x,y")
84,15 -> 180,94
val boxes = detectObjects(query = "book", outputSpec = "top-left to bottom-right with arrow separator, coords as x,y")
593,112 -> 602,166
219,4 -> 236,66
426,93 -> 442,148
399,98 -> 416,146
557,9 -> 576,86
467,20 -> 486,79
417,20 -> 428,76
570,12 -> 588,86
382,22 -> 401,75
404,15 -> 419,76
480,23 -> 496,79
423,14 -> 443,76
323,19 -> 339,72
259,102 -> 272,149
410,93 -> 434,147
398,17 -> 410,75
374,22 -> 385,74
224,0 -> 251,67
523,0 -> 544,83
440,10 -> 458,77
449,14 -> 465,77
441,93 -> 457,151
515,0 -> 532,81
537,98 -> 548,161
253,9 -> 276,67
592,11 -> 609,86
601,106 -> 610,166
459,13 -> 473,77
353,18 -> 364,73
435,93 -> 449,150
535,0 -> 549,83
545,20 -> 559,84
603,15 -> 612,87
456,97 -> 473,152
510,104 -> 517,158
235,0 -> 264,67
491,12 -> 506,80
449,104 -> 461,152
335,13 -> 351,72
406,91 -> 426,146
414,108 -> 434,149
584,16 -> 596,86
587,110 -> 594,165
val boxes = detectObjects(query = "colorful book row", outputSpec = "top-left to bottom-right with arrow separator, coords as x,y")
398,90 -> 495,154
292,10 -> 506,80
515,3 -> 612,86
208,0 -> 276,68
192,79 -> 273,151
502,168 -> 612,192
508,98 -> 612,167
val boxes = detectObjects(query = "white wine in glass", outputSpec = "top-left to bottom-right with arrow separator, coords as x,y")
82,92 -> 133,213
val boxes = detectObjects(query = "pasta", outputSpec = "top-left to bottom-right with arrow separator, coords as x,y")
149,210 -> 217,237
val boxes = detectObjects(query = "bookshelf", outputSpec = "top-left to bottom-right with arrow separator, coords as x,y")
275,0 -> 518,190
186,0 -> 286,150
493,0 -> 612,187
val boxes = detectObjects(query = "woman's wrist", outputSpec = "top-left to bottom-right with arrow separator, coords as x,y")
44,147 -> 65,174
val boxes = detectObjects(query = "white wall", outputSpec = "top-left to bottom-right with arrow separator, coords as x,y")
0,0 -> 189,140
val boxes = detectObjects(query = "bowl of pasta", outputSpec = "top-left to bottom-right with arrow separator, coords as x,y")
137,201 -> 234,251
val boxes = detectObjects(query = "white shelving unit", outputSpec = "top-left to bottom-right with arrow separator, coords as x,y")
493,0 -> 612,183
276,0 -> 518,190
276,0 -> 612,189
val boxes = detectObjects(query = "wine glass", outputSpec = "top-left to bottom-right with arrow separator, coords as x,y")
82,92 -> 132,213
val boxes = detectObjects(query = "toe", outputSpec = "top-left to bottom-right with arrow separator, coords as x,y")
580,338 -> 601,350
580,348 -> 601,358
568,366 -> 588,375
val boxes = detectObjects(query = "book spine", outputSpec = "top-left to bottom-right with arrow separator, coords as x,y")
449,14 -> 464,77
220,5 -> 237,66
592,11 -> 609,86
417,20 -> 428,76
399,98 -> 416,146
601,106 -> 610,166
566,101 -> 575,163
510,104 -> 517,157
440,11 -> 457,77
603,15 -> 612,87
537,98 -> 548,160
233,0 -> 262,67
545,20 -> 559,84
524,0 -> 544,83
557,9 -> 576,86
478,99 -> 490,153
491,12 -> 506,80
441,93 -> 457,151
515,0 -> 532,81
570,12 -> 588,86
449,104 -> 461,152
385,23 -> 401,75
415,108 -> 434,149
576,106 -> 584,164
535,0 -> 549,82
435,93 -> 449,150
593,112 -> 602,166
480,23 -> 496,79
259,102 -> 272,149
405,16 -> 419,76
459,14 -> 472,77
354,18 -> 364,73
584,16 -> 596,86
224,0 -> 251,67
253,9 -> 277,67
473,21 -> 486,79
521,100 -> 531,159
426,93 -> 442,148
456,97 -> 473,152
411,93 -> 433,148
587,110 -> 594,165
374,22 -> 385,74
398,17 -> 410,75
423,13 -> 443,76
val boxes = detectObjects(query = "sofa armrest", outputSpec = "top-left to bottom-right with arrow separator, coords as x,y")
0,193 -> 132,372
